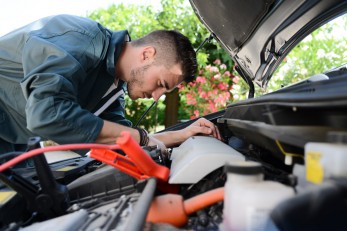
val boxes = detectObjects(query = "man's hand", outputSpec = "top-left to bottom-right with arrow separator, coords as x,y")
182,118 -> 222,141
150,118 -> 222,148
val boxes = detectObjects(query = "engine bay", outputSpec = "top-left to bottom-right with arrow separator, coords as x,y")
1,112 -> 347,231
2,70 -> 347,230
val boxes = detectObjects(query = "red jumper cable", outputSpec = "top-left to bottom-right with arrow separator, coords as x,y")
89,131 -> 170,182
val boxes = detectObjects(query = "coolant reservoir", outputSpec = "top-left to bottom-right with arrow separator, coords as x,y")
222,161 -> 294,231
169,136 -> 245,184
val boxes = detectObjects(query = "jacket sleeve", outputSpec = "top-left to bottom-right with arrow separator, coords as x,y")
99,92 -> 132,127
20,35 -> 104,144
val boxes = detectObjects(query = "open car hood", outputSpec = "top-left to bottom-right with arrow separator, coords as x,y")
189,0 -> 347,88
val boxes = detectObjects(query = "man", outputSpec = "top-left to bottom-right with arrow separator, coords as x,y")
0,14 -> 220,154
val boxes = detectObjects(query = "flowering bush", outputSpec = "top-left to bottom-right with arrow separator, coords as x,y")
178,59 -> 240,119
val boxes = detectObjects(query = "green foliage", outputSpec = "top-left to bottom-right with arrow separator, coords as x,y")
87,0 -> 235,129
267,15 -> 347,92
88,4 -> 161,37
87,1 -> 347,127
230,14 -> 347,99
88,0 -> 233,68
125,97 -> 165,132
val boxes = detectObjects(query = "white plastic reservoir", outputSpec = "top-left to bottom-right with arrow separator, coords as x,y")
222,161 -> 294,231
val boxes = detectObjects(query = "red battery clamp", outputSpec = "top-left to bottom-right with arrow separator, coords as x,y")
90,131 -> 170,182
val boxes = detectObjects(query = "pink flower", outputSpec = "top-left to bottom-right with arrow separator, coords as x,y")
180,61 -> 237,119
208,101 -> 218,112
178,84 -> 185,91
188,82 -> 196,87
213,73 -> 221,79
213,59 -> 221,65
200,91 -> 207,99
233,76 -> 240,84
193,110 -> 200,118
197,86 -> 203,94
220,64 -> 227,70
186,93 -> 197,105
196,76 -> 206,84
223,71 -> 231,77
218,83 -> 228,91
214,92 -> 230,107
209,66 -> 219,73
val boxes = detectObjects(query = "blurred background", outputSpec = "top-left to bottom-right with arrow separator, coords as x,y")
1,0 -> 346,132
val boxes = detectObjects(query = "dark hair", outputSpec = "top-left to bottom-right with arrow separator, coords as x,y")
131,30 -> 197,83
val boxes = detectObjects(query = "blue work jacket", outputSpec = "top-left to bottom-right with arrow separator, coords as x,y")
0,14 -> 131,146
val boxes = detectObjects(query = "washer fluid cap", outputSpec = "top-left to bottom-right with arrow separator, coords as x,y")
224,161 -> 262,175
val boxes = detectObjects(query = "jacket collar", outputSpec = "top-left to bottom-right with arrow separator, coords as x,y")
106,30 -> 130,78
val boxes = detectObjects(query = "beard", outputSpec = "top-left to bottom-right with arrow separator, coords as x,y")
127,64 -> 151,100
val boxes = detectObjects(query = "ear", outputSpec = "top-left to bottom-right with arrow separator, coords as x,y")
141,46 -> 156,63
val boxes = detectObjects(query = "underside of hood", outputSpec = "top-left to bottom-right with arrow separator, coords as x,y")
190,0 -> 347,88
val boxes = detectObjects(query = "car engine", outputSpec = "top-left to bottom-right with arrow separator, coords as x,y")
2,67 -> 347,230
1,91 -> 347,231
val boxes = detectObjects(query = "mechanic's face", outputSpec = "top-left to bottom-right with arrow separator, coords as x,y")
127,62 -> 183,101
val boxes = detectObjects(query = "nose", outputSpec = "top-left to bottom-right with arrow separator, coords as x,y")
152,88 -> 166,101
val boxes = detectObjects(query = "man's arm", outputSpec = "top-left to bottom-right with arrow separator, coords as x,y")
96,120 -> 141,144
97,118 -> 221,148
152,118 -> 222,147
